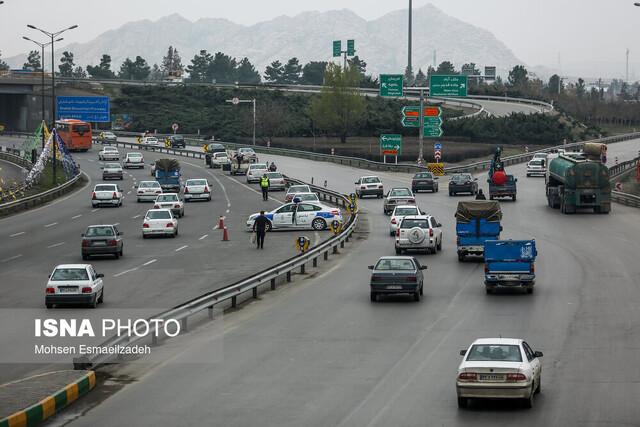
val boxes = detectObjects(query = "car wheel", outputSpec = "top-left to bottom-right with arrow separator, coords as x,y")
437,239 -> 442,251
137,198 -> 141,202
114,251 -> 119,259
535,377 -> 541,394
395,247 -> 402,255
458,253 -> 464,262
457,397 -> 468,409
142,234 -> 148,239
513,195 -> 517,202
98,289 -> 104,304
312,218 -> 327,230
526,287 -> 534,294
486,287 -> 494,294
419,283 -> 424,295
46,303 -> 53,309
265,222 -> 272,232
390,231 -> 395,237
523,385 -> 535,409
449,191 -> 454,196
413,291 -> 420,302
370,292 -> 377,303
90,296 -> 98,309
82,254 -> 89,261
435,186 -> 439,193
119,248 -> 123,257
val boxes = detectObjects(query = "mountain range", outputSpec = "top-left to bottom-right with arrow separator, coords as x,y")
5,4 -> 523,78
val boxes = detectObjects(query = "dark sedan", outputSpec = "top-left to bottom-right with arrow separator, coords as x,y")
449,173 -> 478,196
81,224 -> 124,260
412,172 -> 439,193
169,135 -> 186,149
369,256 -> 426,302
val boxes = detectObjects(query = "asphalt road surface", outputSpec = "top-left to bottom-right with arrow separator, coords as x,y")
0,141 -> 334,384
0,158 -> 26,186
60,138 -> 640,427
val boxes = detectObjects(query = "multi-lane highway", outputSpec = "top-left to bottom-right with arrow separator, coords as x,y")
0,141 -> 336,384
58,138 -> 640,427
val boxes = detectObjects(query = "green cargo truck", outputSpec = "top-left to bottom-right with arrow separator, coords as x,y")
546,155 -> 611,214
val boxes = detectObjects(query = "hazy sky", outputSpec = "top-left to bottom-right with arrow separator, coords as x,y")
1,0 -> 639,75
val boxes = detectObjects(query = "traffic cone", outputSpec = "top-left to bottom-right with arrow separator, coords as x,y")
218,216 -> 225,229
222,227 -> 229,241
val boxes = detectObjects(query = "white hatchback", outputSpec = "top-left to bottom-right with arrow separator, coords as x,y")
45,264 -> 104,308
457,338 -> 543,409
142,209 -> 178,238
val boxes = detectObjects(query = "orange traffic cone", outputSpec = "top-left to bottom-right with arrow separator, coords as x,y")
218,216 -> 225,229
222,227 -> 229,241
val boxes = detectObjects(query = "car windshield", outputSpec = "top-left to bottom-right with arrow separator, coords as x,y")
453,174 -> 472,182
173,136 -> 184,141
51,268 -> 89,281
266,173 -> 282,179
415,173 -> 433,179
104,163 -> 120,168
288,185 -> 310,193
394,207 -> 419,216
214,153 -> 227,158
375,259 -> 415,271
139,182 -> 159,188
95,185 -> 116,192
85,226 -> 114,237
240,149 -> 254,153
104,147 -> 117,152
530,160 -> 544,166
250,164 -> 267,170
147,137 -> 158,142
187,180 -> 207,186
401,219 -> 429,229
128,153 -> 142,158
362,177 -> 380,184
297,194 -> 319,201
390,189 -> 411,197
147,210 -> 171,219
466,344 -> 523,362
157,195 -> 178,202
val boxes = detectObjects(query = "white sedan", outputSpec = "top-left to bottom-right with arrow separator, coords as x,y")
457,338 -> 543,409
291,192 -> 320,203
246,163 -> 269,183
142,136 -> 161,147
124,152 -> 145,169
136,180 -> 162,202
389,205 -> 422,236
142,209 -> 178,238
184,179 -> 211,202
526,159 -> 546,177
91,184 -> 123,208
246,202 -> 343,231
45,264 -> 104,308
285,184 -> 312,202
210,152 -> 230,168
154,193 -> 184,218
98,146 -> 119,161
264,172 -> 286,191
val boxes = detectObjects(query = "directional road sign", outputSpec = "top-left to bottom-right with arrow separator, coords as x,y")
380,74 -> 404,97
429,75 -> 468,97
56,96 -> 110,122
401,106 -> 420,128
347,39 -> 355,56
380,134 -> 402,155
333,41 -> 342,57
434,143 -> 442,150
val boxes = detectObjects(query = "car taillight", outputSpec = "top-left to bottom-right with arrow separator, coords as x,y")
458,372 -> 477,382
143,223 -> 150,228
408,199 -> 415,204
155,190 -> 161,194
154,204 -> 160,209
484,264 -> 489,273
91,192 -> 97,200
331,210 -> 340,216
361,186 -> 366,189
174,204 -> 181,208
204,187 -> 209,193
184,187 -> 189,193
46,287 -> 55,294
112,192 -> 118,199
506,373 -> 527,381
82,239 -> 90,247
429,229 -> 434,237
108,239 -> 117,246
405,276 -> 417,282
396,229 -> 400,237
378,185 -> 383,189
391,218 -> 397,224
138,190 -> 143,195
166,222 -> 174,228
82,287 -> 92,294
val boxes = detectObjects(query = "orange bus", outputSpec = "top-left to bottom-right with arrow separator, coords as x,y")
56,119 -> 93,152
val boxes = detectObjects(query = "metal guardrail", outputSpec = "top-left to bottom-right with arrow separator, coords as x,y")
76,177 -> 358,370
609,156 -> 640,208
612,191 -> 640,207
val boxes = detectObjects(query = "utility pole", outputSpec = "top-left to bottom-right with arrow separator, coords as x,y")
418,88 -> 424,165
626,48 -> 630,83
408,0 -> 412,76
226,97 -> 256,146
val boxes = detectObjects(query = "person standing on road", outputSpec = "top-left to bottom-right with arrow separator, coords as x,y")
252,210 -> 269,249
260,174 -> 270,201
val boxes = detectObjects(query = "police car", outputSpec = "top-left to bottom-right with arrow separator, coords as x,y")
246,201 -> 343,231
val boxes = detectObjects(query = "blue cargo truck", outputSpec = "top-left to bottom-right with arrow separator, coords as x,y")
154,158 -> 181,193
455,201 -> 503,262
484,240 -> 537,294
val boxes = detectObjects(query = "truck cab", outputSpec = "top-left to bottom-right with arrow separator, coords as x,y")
484,240 -> 537,294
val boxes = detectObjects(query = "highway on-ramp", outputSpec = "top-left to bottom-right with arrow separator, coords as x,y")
62,138 -> 640,427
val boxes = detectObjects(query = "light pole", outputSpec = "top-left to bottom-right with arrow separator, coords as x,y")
225,97 -> 256,146
27,24 -> 78,185
408,0 -> 412,78
22,36 -> 63,149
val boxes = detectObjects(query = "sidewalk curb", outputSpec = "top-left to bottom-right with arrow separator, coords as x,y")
0,371 -> 96,427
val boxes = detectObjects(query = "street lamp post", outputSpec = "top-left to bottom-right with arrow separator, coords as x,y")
225,97 -> 256,146
27,24 -> 78,185
22,36 -> 63,149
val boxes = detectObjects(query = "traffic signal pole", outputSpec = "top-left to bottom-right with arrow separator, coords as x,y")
418,88 -> 424,166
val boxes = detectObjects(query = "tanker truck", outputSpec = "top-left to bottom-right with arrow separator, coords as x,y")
546,154 -> 611,214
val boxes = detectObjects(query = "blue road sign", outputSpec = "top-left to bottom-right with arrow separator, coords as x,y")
434,143 -> 442,150
56,96 -> 110,122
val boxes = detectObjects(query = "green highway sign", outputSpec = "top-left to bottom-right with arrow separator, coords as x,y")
423,117 -> 443,127
401,106 -> 420,128
380,134 -> 402,154
429,75 -> 468,97
347,39 -> 355,56
333,41 -> 342,57
380,74 -> 404,97
424,123 -> 444,138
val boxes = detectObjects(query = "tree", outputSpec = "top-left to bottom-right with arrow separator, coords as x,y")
576,78 -> 586,98
86,54 -> 116,79
72,66 -> 87,78
508,65 -> 529,88
236,57 -> 260,84
548,74 -> 561,95
460,62 -> 481,76
187,50 -> 213,82
118,56 -> 151,80
264,60 -> 284,83
404,65 -> 415,86
58,51 -> 75,77
24,50 -> 41,71
149,64 -> 163,81
301,61 -> 327,85
436,61 -> 457,75
161,46 -> 183,78
282,57 -> 302,84
309,63 -> 365,143
209,52 -> 236,84
348,56 -> 367,77
0,51 -> 9,71
414,68 -> 427,87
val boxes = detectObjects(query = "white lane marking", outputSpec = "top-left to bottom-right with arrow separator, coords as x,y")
47,242 -> 65,249
175,245 -> 189,252
91,208 -> 100,213
199,234 -> 208,240
10,232 -> 25,237
127,191 -> 131,195
71,214 -> 82,219
132,214 -> 141,219
114,223 -> 120,226
142,259 -> 157,266
1,254 -> 22,263
87,159 -> 95,162
226,209 -> 230,214
44,222 -> 58,228
114,267 -> 139,277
